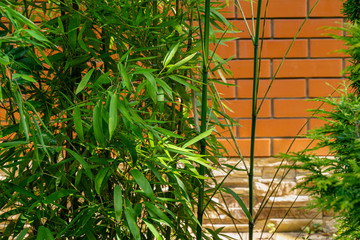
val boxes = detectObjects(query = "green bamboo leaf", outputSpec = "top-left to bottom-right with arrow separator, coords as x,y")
118,62 -> 131,91
65,148 -> 93,178
93,103 -> 106,147
155,78 -> 172,98
182,127 -> 215,149
144,202 -> 172,227
14,92 -> 29,142
130,169 -> 155,201
143,219 -> 164,240
37,226 -> 54,240
46,189 -> 75,202
118,100 -> 133,123
76,69 -> 94,95
73,106 -> 84,141
124,208 -> 141,240
114,185 -> 123,222
95,167 -> 109,194
167,52 -> 197,74
168,75 -> 200,91
15,228 -> 29,240
222,187 -> 252,222
143,72 -> 158,103
109,92 -> 118,139
23,29 -> 48,42
163,42 -> 179,67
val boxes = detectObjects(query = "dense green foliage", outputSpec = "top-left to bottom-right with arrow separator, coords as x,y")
342,0 -> 360,23
0,0 -> 236,239
284,2 -> 360,238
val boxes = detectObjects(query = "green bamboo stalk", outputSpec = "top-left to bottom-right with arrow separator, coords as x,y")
249,0 -> 263,239
196,0 -> 211,238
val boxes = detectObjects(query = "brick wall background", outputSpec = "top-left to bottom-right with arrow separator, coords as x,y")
214,0 -> 346,158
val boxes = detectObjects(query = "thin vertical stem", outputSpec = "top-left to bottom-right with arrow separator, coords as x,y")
249,0 -> 263,239
196,0 -> 211,238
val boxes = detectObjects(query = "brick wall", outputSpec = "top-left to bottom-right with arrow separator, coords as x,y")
215,0 -> 346,157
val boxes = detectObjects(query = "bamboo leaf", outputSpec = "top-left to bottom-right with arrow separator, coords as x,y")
76,69 -> 94,95
163,43 -> 179,67
118,62 -> 131,91
143,219 -> 164,240
130,169 -> 155,201
95,167 -> 109,194
109,92 -> 118,139
114,185 -> 123,222
15,228 -> 29,240
65,148 -> 93,178
93,103 -> 106,147
167,52 -> 197,74
73,106 -> 84,141
124,208 -> 141,240
222,187 -> 252,222
182,127 -> 214,149
144,202 -> 172,227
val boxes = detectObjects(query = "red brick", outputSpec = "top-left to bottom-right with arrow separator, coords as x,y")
237,79 -> 307,98
223,99 -> 271,118
238,119 -> 307,137
310,39 -> 347,58
273,59 -> 343,78
236,0 -> 307,18
308,79 -> 345,97
273,19 -> 344,38
227,60 -> 271,78
309,0 -> 343,17
239,39 -> 308,59
273,138 -> 329,155
210,41 -> 236,59
214,80 -> 236,99
273,99 -> 332,117
219,138 -> 271,157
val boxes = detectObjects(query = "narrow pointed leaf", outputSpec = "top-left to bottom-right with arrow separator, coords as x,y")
76,69 -> 94,95
114,185 -> 123,222
167,52 -> 197,74
65,148 -> 93,178
73,106 -> 84,141
109,92 -> 118,139
163,43 -> 179,67
124,208 -> 141,240
118,62 -> 131,91
182,127 -> 214,149
130,169 -> 155,201
144,219 -> 164,240
95,167 -> 109,194
222,187 -> 252,222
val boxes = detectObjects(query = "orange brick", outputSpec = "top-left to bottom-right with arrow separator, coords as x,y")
236,0 -> 307,18
210,41 -> 236,59
310,39 -> 347,58
309,0 -> 343,17
227,60 -> 271,78
309,118 -> 328,130
238,119 -> 307,137
273,138 -> 329,155
273,19 -> 343,38
214,80 -> 236,99
219,138 -> 271,157
223,99 -> 271,118
308,79 -> 345,97
225,20 -> 271,39
237,79 -> 307,98
239,39 -> 308,59
273,99 -> 332,117
273,59 -> 343,78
